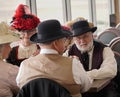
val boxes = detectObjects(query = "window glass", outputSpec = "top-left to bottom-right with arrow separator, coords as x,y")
36,0 -> 63,23
0,0 -> 26,23
71,0 -> 89,20
96,0 -> 109,33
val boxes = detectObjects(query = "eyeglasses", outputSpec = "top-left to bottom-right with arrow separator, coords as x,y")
62,37 -> 67,42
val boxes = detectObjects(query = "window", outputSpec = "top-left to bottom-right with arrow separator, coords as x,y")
71,0 -> 89,20
96,0 -> 109,32
0,0 -> 26,23
36,0 -> 64,23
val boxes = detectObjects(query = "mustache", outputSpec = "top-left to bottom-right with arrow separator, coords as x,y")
75,41 -> 93,52
80,43 -> 87,46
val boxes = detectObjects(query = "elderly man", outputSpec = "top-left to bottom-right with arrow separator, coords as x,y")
16,19 -> 93,97
63,20 -> 118,97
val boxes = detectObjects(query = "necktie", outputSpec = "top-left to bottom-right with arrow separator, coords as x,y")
81,52 -> 89,71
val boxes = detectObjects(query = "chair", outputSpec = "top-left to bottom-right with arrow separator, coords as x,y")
116,23 -> 120,31
105,27 -> 120,36
97,27 -> 120,44
16,78 -> 72,97
109,37 -> 120,54
113,51 -> 120,92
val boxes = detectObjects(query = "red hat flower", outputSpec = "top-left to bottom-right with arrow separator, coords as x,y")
11,4 -> 40,32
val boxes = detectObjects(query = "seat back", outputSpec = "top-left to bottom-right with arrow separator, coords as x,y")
16,78 -> 72,97
113,51 -> 120,90
97,27 -> 120,44
116,23 -> 120,31
109,37 -> 120,54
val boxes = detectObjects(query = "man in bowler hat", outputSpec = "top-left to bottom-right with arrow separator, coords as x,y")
16,19 -> 93,97
64,20 -> 118,97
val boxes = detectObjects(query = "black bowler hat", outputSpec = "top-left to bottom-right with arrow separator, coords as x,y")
30,19 -> 72,43
71,20 -> 97,37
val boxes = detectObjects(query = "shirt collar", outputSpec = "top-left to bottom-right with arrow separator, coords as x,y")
40,49 -> 58,54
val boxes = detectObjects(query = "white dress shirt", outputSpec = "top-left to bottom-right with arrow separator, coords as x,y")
63,47 -> 117,80
87,47 -> 117,79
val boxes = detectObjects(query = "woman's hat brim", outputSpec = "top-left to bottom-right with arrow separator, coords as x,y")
0,34 -> 20,45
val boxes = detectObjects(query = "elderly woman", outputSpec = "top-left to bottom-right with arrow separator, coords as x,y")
6,4 -> 40,66
0,22 -> 19,97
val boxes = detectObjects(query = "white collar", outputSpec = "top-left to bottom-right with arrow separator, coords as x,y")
40,49 -> 58,54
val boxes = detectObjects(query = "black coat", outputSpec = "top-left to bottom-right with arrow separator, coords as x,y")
16,78 -> 72,97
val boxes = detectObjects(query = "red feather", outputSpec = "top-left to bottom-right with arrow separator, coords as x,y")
11,4 -> 40,31
14,4 -> 25,17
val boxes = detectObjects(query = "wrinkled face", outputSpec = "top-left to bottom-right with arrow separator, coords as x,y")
20,30 -> 35,39
73,32 -> 94,52
64,37 -> 73,50
54,37 -> 67,54
19,29 -> 36,46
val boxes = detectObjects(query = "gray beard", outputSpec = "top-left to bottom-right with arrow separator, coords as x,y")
75,40 -> 93,53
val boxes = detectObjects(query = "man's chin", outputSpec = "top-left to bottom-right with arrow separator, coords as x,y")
78,48 -> 86,52
81,49 -> 88,52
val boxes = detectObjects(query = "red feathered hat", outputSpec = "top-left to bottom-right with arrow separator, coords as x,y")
11,4 -> 40,32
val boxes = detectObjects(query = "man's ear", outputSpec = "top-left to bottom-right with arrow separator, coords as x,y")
52,40 -> 59,49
